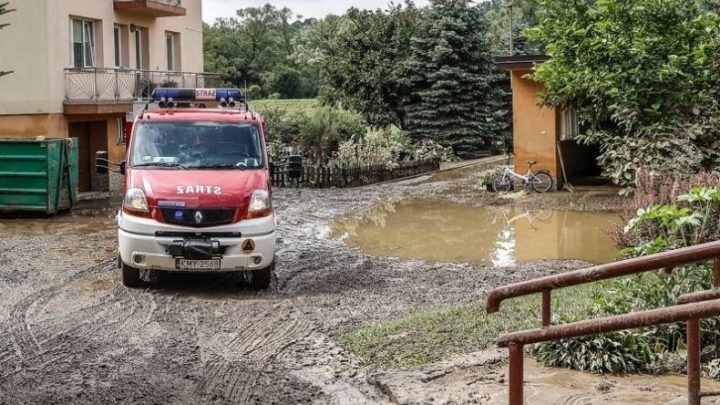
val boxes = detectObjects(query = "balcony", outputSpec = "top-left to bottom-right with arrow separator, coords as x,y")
113,0 -> 186,17
63,68 -> 222,114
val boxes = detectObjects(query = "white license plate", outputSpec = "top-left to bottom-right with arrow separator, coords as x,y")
176,259 -> 221,270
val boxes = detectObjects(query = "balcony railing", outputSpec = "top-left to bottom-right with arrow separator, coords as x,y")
113,0 -> 186,17
64,68 -> 222,104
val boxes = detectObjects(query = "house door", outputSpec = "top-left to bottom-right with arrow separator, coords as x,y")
69,121 -> 108,192
71,122 -> 91,192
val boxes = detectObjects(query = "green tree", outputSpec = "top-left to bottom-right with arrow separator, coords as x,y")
0,2 -> 15,78
527,0 -> 720,186
404,0 -> 508,156
322,2 -> 423,127
264,65 -> 304,98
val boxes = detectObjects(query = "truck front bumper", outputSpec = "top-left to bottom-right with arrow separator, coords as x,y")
117,210 -> 277,273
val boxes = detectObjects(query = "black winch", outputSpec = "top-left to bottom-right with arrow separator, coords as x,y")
167,239 -> 222,260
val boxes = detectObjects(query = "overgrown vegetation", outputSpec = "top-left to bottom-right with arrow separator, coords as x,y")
259,103 -> 454,168
0,2 -> 14,78
205,1 -> 516,159
534,178 -> 720,375
527,0 -> 720,187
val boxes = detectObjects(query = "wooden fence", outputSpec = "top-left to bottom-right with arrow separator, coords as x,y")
270,159 -> 440,188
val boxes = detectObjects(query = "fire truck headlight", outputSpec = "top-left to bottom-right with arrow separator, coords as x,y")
124,188 -> 149,212
247,189 -> 272,219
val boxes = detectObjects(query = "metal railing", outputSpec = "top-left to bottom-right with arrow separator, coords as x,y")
486,240 -> 720,405
64,68 -> 222,103
113,0 -> 182,6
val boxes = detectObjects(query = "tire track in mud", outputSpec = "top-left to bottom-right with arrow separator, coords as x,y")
196,299 -> 315,404
0,259 -> 155,382
560,394 -> 594,405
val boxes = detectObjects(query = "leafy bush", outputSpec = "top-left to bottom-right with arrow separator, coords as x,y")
533,331 -> 661,374
534,186 -> 720,375
297,106 -> 367,162
335,126 -> 410,169
413,140 -> 456,162
246,84 -> 262,101
527,0 -> 720,187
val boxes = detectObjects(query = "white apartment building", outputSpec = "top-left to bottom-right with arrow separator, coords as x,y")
0,0 -> 217,192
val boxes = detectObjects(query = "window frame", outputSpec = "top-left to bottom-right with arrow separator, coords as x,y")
166,31 -> 176,71
113,26 -> 122,68
70,18 -> 96,68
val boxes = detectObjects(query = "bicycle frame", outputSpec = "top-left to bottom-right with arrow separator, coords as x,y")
498,166 -> 536,186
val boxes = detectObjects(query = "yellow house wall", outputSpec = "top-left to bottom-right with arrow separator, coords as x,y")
510,69 -> 560,181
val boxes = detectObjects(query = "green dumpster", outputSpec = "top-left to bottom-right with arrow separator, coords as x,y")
0,138 -> 78,214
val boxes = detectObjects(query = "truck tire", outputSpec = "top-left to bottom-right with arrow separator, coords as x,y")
250,261 -> 275,290
121,262 -> 144,288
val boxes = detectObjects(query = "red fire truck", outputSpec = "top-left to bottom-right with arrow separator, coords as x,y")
97,88 -> 276,289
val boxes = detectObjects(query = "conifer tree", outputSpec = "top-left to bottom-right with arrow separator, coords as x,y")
405,0 -> 508,157
0,2 -> 14,78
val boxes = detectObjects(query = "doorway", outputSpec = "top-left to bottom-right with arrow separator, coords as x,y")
69,121 -> 109,192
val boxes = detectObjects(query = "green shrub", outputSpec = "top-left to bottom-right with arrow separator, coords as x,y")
246,84 -> 263,101
298,106 -> 366,162
335,126 -> 410,169
533,330 -> 661,374
534,186 -> 720,375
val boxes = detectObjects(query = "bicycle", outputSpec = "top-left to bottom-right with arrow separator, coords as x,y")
493,155 -> 554,193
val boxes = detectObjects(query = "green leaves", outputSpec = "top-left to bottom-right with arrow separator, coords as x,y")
404,0 -> 509,155
530,0 -> 720,187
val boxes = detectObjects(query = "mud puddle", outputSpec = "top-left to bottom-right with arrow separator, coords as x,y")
331,199 -> 623,266
0,210 -> 115,236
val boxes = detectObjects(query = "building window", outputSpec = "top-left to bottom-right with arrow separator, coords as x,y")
560,107 -> 579,141
71,18 -> 96,68
166,31 -> 181,71
114,27 -> 121,67
114,25 -> 129,68
135,29 -> 143,69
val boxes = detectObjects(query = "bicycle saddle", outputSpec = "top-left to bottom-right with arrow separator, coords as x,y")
528,161 -> 538,166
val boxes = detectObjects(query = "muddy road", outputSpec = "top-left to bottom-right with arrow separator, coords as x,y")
0,160 -> 622,404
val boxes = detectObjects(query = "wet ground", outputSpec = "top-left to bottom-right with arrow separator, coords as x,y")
1,158 -> 706,404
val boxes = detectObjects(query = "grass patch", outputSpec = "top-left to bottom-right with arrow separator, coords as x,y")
339,284 -> 599,369
250,99 -> 317,114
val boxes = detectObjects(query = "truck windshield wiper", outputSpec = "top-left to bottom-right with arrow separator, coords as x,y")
132,162 -> 188,170
189,163 -> 257,170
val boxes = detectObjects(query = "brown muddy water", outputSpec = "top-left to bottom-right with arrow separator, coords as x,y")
331,199 -> 624,266
0,210 -> 115,237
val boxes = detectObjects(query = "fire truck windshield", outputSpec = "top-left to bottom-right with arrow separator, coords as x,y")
130,122 -> 264,170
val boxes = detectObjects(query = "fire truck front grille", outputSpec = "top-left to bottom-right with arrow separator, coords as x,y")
161,208 -> 236,228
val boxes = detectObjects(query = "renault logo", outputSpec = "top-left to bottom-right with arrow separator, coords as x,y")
194,211 -> 204,224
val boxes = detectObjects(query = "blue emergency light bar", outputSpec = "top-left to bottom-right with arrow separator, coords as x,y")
151,88 -> 246,108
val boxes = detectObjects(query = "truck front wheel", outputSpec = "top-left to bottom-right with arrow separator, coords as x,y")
249,261 -> 275,290
121,262 -> 145,288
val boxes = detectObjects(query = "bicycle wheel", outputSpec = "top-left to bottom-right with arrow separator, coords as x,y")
530,172 -> 553,193
493,176 -> 513,192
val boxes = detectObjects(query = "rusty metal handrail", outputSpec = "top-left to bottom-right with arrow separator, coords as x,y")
498,298 -> 720,405
487,240 -> 720,316
487,240 -> 720,405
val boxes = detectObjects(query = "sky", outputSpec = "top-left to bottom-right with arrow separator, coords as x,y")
202,0 -> 432,23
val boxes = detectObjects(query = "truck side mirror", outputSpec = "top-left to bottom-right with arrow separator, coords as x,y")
119,161 -> 126,176
96,151 -> 109,175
